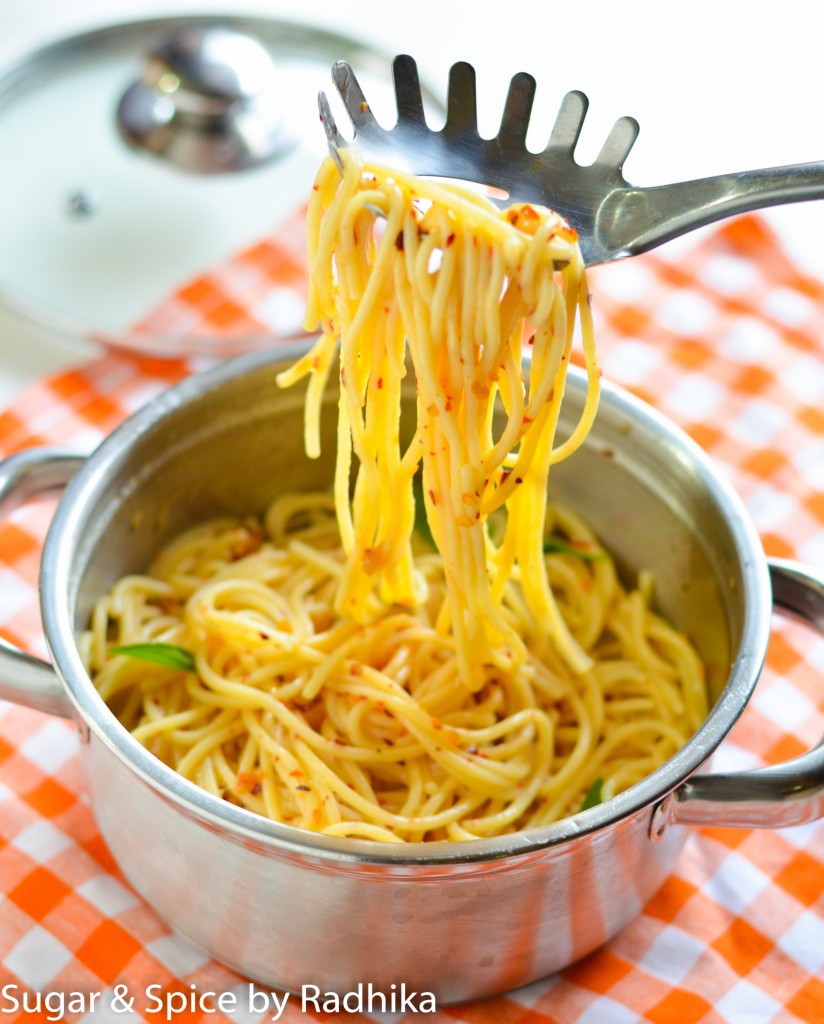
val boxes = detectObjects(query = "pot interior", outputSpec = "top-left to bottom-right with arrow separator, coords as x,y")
69,348 -> 752,713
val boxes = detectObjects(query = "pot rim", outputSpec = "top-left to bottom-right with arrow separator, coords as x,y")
40,345 -> 773,866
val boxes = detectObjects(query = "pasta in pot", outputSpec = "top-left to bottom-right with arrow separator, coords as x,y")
83,152 -> 707,842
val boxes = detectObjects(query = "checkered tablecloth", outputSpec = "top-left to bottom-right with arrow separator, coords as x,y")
1,214 -> 823,1023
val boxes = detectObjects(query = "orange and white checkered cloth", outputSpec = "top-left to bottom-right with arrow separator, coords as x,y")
1,214 -> 823,1023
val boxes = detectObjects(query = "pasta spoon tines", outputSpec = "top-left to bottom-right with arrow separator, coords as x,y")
319,54 -> 824,266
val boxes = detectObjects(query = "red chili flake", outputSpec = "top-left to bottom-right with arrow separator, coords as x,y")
251,783 -> 262,796
432,719 -> 443,730
523,416 -> 533,425
289,769 -> 303,779
236,771 -> 263,793
377,377 -> 383,390
466,745 -> 479,755
259,631 -> 269,640
312,184 -> 319,191
515,477 -> 523,484
428,489 -> 438,505
446,233 -> 455,247
527,334 -> 535,346
444,400 -> 452,411
395,231 -> 405,250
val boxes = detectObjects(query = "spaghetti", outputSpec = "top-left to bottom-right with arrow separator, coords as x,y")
84,153 -> 708,842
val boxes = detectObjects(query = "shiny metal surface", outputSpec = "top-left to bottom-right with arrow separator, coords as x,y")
669,559 -> 824,830
0,15 -> 415,354
0,449 -> 80,717
322,55 -> 824,266
0,345 -> 822,998
117,25 -> 295,173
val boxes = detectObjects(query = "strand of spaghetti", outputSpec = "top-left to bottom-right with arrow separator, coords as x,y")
87,494 -> 709,840
549,269 -> 601,464
289,736 -> 488,834
87,150 -> 710,842
184,667 -> 423,765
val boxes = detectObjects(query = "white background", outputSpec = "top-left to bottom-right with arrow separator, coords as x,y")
2,0 -> 824,400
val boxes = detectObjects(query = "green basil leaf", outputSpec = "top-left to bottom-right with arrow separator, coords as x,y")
580,776 -> 604,811
109,643 -> 196,672
543,536 -> 607,562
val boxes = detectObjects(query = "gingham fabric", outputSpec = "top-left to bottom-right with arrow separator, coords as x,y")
132,207 -> 308,346
1,214 -> 823,1023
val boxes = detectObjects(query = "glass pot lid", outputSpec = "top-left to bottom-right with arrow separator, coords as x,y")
0,15 -> 424,357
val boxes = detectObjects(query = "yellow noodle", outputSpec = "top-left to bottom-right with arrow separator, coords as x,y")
85,154 -> 708,842
86,490 -> 707,840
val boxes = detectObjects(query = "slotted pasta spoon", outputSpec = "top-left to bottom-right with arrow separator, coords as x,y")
319,54 -> 824,266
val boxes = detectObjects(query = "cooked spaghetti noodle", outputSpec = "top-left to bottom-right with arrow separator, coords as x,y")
84,153 -> 708,842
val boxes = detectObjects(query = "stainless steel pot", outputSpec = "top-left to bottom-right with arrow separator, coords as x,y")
1,344 -> 823,1003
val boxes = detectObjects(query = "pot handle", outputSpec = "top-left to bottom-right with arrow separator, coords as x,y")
0,448 -> 85,719
665,558 -> 824,832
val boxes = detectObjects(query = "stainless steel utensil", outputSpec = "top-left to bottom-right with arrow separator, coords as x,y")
0,346 -> 823,1001
321,54 -> 824,266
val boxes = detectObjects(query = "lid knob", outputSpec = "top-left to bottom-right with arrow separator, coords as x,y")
116,25 -> 295,173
